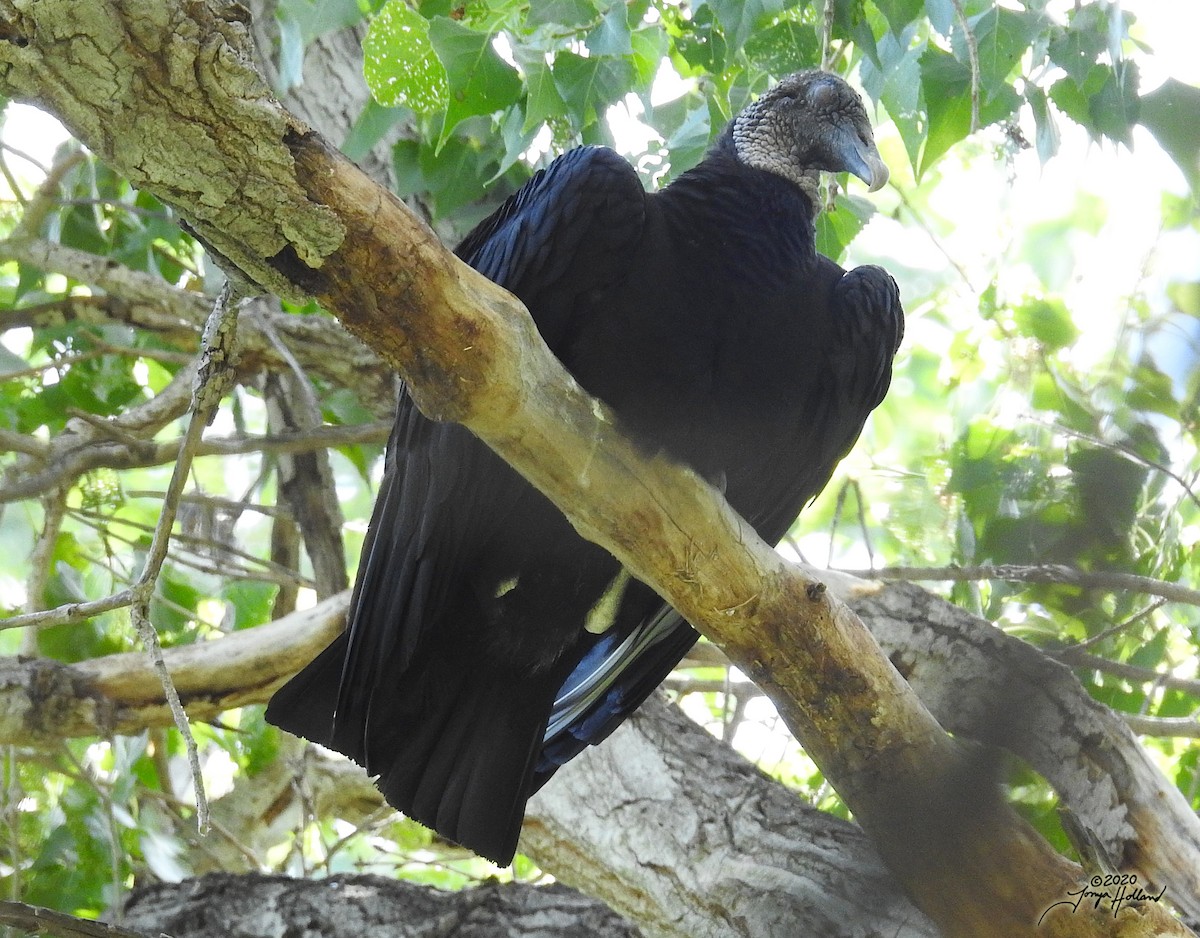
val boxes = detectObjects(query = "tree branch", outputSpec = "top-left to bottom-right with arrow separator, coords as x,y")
0,901 -> 156,938
845,563 -> 1200,608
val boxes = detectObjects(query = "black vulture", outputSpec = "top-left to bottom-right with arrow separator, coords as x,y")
266,69 -> 904,865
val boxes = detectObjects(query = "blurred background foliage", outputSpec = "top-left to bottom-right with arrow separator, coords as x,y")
0,0 -> 1197,919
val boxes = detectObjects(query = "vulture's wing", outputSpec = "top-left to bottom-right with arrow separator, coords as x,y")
536,258 -> 903,778
266,146 -> 648,863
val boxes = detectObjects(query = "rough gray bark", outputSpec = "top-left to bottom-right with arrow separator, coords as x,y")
524,696 -> 939,938
122,873 -> 643,938
247,1 -> 396,190
185,693 -> 938,937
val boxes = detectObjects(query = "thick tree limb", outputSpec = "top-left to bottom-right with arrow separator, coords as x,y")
0,594 -> 346,745
0,3 -> 1189,935
0,901 -> 155,938
122,873 -> 642,938
523,696 -> 940,937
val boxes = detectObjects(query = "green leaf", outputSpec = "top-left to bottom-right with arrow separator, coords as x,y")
415,133 -> 497,214
519,55 -> 569,133
815,194 -> 874,261
924,0 -> 989,37
1090,62 -> 1139,146
1127,358 -> 1181,419
277,0 -> 365,45
1012,297 -> 1078,351
494,104 -> 539,181
1139,77 -> 1200,198
706,0 -> 786,55
222,580 -> 277,631
833,0 -> 880,69
587,2 -> 633,57
918,45 -> 1019,175
874,0 -> 922,36
342,100 -> 408,162
629,25 -> 669,92
1068,445 -> 1146,546
428,17 -> 523,143
1026,85 -> 1060,164
671,5 -> 729,75
658,100 -> 712,178
553,52 -> 635,128
527,0 -> 596,29
275,9 -> 305,92
863,26 -> 924,174
952,8 -> 1042,99
744,20 -> 821,76
1050,63 -> 1139,146
363,1 -> 449,113
1167,279 -> 1200,315
1047,5 -> 1107,87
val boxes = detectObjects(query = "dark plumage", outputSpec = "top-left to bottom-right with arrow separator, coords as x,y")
266,70 -> 904,865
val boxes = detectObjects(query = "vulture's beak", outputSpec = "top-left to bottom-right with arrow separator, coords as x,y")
836,129 -> 890,192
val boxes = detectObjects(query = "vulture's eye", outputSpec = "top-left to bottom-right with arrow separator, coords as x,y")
807,81 -> 839,109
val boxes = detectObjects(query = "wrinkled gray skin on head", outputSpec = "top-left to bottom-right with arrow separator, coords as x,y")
731,70 -> 889,206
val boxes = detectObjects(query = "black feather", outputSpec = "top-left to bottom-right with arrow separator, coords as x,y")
266,70 -> 904,865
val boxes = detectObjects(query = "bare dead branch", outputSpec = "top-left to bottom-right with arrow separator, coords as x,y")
949,0 -> 981,132
2,418 -> 389,504
0,900 -> 156,938
1051,648 -> 1200,696
846,563 -> 1200,608
1124,715 -> 1200,739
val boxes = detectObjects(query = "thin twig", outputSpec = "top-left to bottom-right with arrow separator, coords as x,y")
892,184 -> 976,287
1050,648 -> 1200,696
0,589 -> 136,632
1,420 -> 390,505
845,563 -> 1200,607
1067,599 -> 1167,654
11,146 -> 86,240
0,141 -> 50,174
1123,715 -> 1200,739
0,150 -> 26,207
949,0 -> 981,133
126,489 -> 292,520
1024,412 -> 1200,514
126,283 -> 244,834
821,0 -> 835,71
68,507 -> 317,590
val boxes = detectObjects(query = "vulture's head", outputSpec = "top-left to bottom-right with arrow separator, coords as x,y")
729,70 -> 888,201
